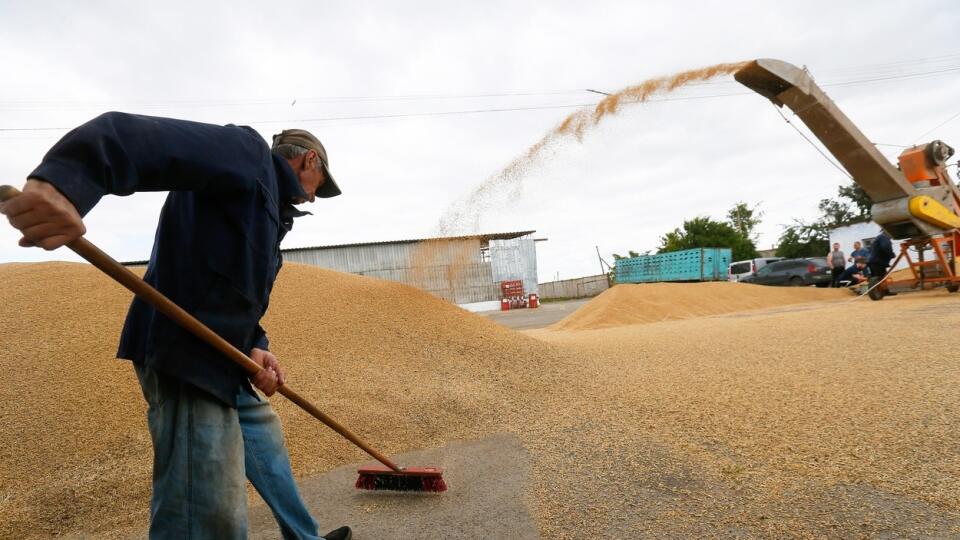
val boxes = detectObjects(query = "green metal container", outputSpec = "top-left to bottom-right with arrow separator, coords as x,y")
615,248 -> 731,283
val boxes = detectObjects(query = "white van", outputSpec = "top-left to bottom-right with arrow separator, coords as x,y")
728,257 -> 783,282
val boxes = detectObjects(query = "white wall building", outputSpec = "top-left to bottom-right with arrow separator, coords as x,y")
829,222 -> 908,270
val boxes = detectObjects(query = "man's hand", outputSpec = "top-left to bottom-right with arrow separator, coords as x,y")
250,347 -> 286,397
0,179 -> 85,250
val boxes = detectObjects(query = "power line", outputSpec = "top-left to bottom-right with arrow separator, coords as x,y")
3,53 -> 960,111
679,57 -> 960,87
0,90 -> 760,132
0,102 -> 598,132
872,142 -> 909,148
912,108 -> 960,143
247,102 -> 599,125
0,126 -> 71,132
2,61 -> 959,133
815,52 -> 960,73
771,103 -> 853,181
248,91 -> 760,125
822,66 -> 960,87
0,89 -> 588,112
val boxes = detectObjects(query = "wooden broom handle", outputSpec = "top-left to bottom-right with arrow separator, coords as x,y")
0,184 -> 402,472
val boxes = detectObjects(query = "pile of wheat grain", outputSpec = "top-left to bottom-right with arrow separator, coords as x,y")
2,262 -> 958,539
550,281 -> 849,331
0,262 -> 576,538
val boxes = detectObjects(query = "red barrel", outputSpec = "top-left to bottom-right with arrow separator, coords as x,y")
528,293 -> 539,308
500,298 -> 511,311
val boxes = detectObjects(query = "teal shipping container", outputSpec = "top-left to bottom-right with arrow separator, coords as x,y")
615,248 -> 731,283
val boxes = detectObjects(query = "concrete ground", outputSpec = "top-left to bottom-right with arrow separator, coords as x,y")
477,298 -> 591,330
249,433 -> 538,539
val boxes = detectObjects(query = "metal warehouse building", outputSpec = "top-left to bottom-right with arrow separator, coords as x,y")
281,230 -> 541,309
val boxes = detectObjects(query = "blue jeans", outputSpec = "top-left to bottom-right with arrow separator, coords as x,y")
134,364 -> 320,539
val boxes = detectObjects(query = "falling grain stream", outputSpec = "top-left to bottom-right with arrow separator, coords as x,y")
438,61 -> 749,235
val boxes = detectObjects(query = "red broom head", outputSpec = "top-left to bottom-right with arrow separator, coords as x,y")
355,465 -> 447,493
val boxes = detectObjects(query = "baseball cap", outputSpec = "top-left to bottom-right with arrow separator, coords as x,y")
272,129 -> 341,198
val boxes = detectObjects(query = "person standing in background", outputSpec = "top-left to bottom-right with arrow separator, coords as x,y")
828,242 -> 846,287
849,240 -> 869,263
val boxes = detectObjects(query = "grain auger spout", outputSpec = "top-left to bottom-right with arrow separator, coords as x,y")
735,58 -> 960,298
734,59 -> 960,240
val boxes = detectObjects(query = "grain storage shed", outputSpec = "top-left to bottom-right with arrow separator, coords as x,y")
281,231 -> 540,309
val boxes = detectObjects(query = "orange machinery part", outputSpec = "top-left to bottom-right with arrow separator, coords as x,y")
898,146 -> 939,185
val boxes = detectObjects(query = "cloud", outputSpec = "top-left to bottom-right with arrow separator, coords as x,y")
1,0 -> 958,282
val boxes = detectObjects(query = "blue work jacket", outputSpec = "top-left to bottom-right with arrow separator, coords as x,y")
868,233 -> 895,266
29,112 -> 308,406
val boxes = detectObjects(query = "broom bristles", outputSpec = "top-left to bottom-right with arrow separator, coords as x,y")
355,466 -> 447,492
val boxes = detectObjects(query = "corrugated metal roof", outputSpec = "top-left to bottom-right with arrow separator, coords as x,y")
280,230 -> 537,253
120,230 -> 536,266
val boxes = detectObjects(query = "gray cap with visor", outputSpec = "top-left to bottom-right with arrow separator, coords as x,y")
271,129 -> 341,198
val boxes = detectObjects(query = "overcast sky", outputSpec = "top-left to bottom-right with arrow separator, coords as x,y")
2,1 -> 959,281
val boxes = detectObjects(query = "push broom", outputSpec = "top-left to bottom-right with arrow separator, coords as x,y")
0,184 -> 446,493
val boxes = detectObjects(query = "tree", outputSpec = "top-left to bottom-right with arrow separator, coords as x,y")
837,182 -> 871,221
727,201 -> 763,242
775,220 -> 829,258
612,250 -> 642,261
658,216 -> 758,261
817,182 -> 872,229
816,197 -> 856,229
772,182 -> 871,258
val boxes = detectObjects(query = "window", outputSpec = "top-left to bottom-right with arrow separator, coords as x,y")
479,247 -> 490,263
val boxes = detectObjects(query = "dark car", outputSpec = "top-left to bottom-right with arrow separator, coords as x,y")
740,257 -> 833,287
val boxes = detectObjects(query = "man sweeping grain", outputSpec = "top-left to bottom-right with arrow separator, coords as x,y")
0,113 -> 351,540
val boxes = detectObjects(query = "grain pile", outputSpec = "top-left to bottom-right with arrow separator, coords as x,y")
0,261 -> 580,538
550,281 -> 849,331
532,291 -> 960,537
2,261 -> 959,538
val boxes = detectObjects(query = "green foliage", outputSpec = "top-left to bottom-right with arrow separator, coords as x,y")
727,201 -> 763,241
658,216 -> 758,262
772,182 -> 871,258
611,202 -> 761,267
837,182 -> 872,221
775,220 -> 829,258
817,197 -> 857,229
612,250 -> 642,261
815,182 -> 872,230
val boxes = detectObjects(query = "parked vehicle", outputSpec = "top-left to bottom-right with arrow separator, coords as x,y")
728,257 -> 783,282
740,257 -> 833,287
